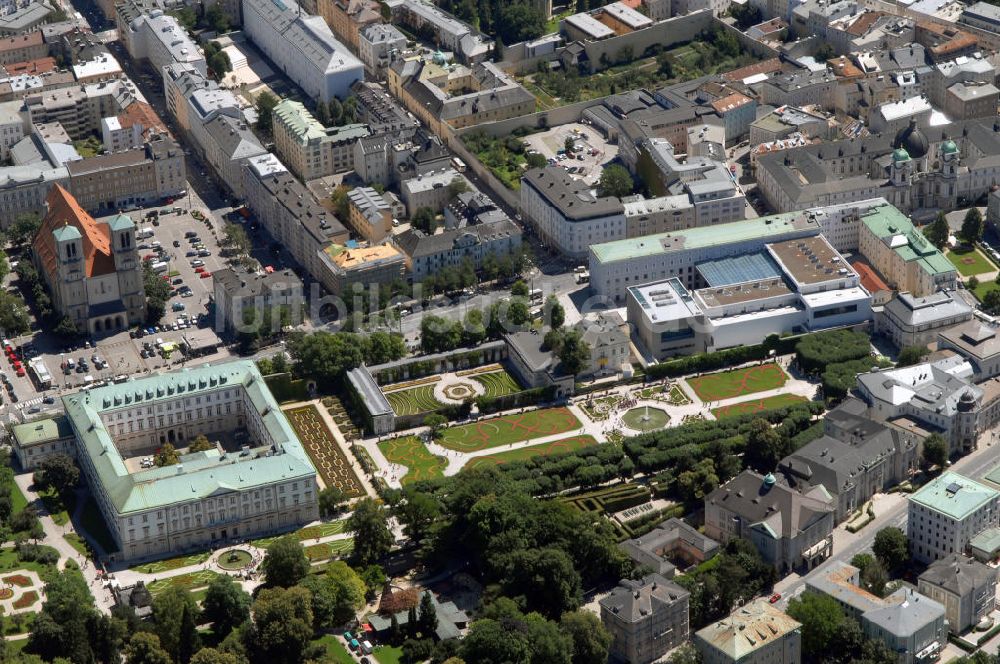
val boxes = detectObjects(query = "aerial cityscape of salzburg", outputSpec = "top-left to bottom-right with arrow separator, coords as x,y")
6,0 -> 1000,659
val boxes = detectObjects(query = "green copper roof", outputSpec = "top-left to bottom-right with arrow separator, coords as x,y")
272,99 -> 326,144
52,224 -> 82,242
861,205 -> 956,277
910,471 -> 999,521
941,140 -> 959,155
62,360 -> 317,515
12,415 -> 74,448
106,213 -> 135,232
892,147 -> 910,162
590,211 -> 810,264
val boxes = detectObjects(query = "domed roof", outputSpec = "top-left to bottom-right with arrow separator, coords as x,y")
942,139 -> 959,155
763,473 -> 776,487
892,147 -> 910,162
893,119 -> 928,159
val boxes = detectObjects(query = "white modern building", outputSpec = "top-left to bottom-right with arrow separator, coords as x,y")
242,0 -> 364,102
124,10 -> 206,77
909,471 -> 1000,564
627,235 -> 872,359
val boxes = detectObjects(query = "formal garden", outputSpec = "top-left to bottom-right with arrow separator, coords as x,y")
377,436 -> 447,485
946,245 -> 994,277
384,384 -> 445,416
470,370 -> 522,398
621,406 -> 670,432
436,407 -> 581,452
580,395 -> 624,421
147,570 -> 219,599
711,393 -> 809,419
634,383 -> 691,405
130,551 -> 212,574
284,405 -> 365,498
686,362 -> 788,402
463,435 -> 598,470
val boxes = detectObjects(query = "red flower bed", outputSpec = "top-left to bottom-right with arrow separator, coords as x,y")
4,574 -> 32,588
13,590 -> 37,609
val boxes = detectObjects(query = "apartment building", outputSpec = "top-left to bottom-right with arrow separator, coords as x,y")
347,185 -> 392,242
599,574 -> 690,664
357,23 -> 406,78
695,601 -> 801,664
918,554 -> 997,633
212,268 -> 306,333
909,472 -> 1000,563
272,99 -> 368,181
123,10 -> 206,77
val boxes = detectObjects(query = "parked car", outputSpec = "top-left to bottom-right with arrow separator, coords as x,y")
190,260 -> 205,268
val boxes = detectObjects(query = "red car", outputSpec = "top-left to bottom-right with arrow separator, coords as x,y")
769,593 -> 782,604
200,271 -> 212,279
15,367 -> 24,377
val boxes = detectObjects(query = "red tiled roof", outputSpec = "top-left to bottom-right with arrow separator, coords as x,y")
850,259 -> 890,293
1,56 -> 56,76
846,11 -> 884,36
34,185 -> 115,279
722,58 -> 784,82
118,101 -> 166,138
710,92 -> 752,114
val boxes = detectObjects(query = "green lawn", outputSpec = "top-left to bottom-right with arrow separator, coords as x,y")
384,385 -> 444,416
712,394 -> 809,419
63,533 -> 90,557
946,246 -> 995,276
3,474 -> 27,515
130,551 -> 211,574
38,486 -> 72,526
80,497 -> 118,555
304,538 -> 354,562
313,634 -> 356,664
147,570 -> 219,596
686,363 -> 788,402
378,436 -> 447,485
471,370 -> 523,398
252,521 -> 349,549
375,645 -> 404,664
974,279 -> 1000,302
463,435 -> 597,470
438,407 -> 581,452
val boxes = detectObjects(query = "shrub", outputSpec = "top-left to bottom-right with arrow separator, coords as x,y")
796,329 -> 871,373
16,543 -> 58,565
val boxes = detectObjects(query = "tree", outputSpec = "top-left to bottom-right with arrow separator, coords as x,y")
152,585 -> 200,663
10,213 -> 41,246
418,591 -> 438,637
223,223 -> 251,256
207,50 -> 231,81
860,557 -> 888,597
511,280 -> 529,298
564,136 -> 576,153
255,91 -> 280,138
597,164 -> 633,198
923,212 -> 950,249
347,498 -> 393,566
143,260 -> 172,324
201,575 -> 250,638
302,561 -> 366,628
319,486 -> 347,517
398,490 -> 440,543
191,649 -> 241,664
545,295 -> 565,329
497,2 -> 545,43
448,177 -> 470,200
557,329 -> 590,376
501,547 -> 582,619
872,526 -> 909,571
154,443 -> 180,467
412,207 -> 437,234
969,275 -> 980,291
786,591 -> 845,654
423,413 -> 448,439
124,632 -> 172,664
897,345 -> 930,367
28,569 -> 99,662
961,207 -> 984,244
402,638 -> 434,664
359,564 -> 386,596
205,5 -> 230,32
676,458 -> 719,504
526,152 -> 546,168
189,435 -> 213,453
984,288 -> 1000,315
261,535 -> 310,587
560,610 -> 612,664
243,586 -> 314,664
36,454 -> 78,496
0,291 -> 30,335
286,331 -> 366,384
922,433 -> 948,469
666,643 -> 702,664
745,418 -> 787,472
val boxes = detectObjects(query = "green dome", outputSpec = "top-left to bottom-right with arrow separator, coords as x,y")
941,140 -> 959,155
892,147 -> 911,162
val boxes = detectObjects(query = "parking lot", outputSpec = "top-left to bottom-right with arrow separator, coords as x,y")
0,200 -> 233,418
522,122 -> 617,187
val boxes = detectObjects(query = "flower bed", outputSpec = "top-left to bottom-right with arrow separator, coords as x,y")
381,375 -> 440,392
12,591 -> 37,609
3,575 -> 32,588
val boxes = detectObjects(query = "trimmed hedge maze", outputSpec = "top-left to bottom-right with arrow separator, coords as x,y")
284,405 -> 365,498
385,385 -> 445,416
471,370 -> 522,398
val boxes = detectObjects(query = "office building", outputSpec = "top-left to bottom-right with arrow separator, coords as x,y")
242,0 -> 364,102
908,471 -> 1000,563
